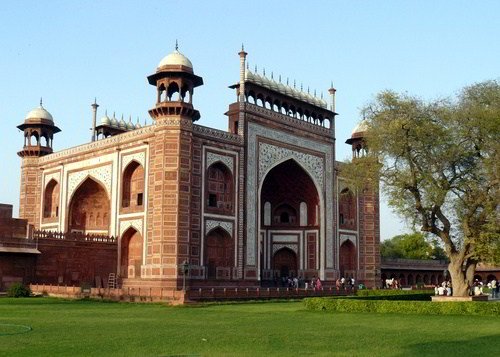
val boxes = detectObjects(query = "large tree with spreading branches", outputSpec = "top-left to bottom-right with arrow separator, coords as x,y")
344,80 -> 500,296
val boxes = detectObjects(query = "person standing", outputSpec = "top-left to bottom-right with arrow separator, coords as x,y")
491,279 -> 497,299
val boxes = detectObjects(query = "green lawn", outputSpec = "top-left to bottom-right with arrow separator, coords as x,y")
0,298 -> 498,356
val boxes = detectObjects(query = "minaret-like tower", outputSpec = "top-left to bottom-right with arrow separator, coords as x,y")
345,120 -> 380,288
17,99 -> 61,225
140,43 -> 203,290
91,98 -> 99,142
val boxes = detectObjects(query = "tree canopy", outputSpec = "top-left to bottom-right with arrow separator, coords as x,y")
344,80 -> 500,296
381,232 -> 447,260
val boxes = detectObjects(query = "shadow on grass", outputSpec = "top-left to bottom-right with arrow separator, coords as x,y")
400,334 -> 500,356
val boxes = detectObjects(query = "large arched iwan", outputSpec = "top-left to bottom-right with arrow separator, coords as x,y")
67,177 -> 110,234
261,159 -> 319,228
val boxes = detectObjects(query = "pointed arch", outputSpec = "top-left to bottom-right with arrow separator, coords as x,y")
273,247 -> 298,278
121,160 -> 145,211
339,240 -> 357,276
120,227 -> 143,278
205,161 -> 234,214
339,187 -> 357,230
43,179 -> 60,219
68,177 -> 110,234
205,227 -> 234,279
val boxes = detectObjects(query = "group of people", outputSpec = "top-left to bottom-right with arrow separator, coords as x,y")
434,280 -> 452,296
472,278 -> 498,298
335,277 -> 355,290
276,276 -> 323,291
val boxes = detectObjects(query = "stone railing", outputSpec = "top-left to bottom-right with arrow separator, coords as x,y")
32,230 -> 116,243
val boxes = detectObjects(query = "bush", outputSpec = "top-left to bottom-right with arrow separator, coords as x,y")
355,289 -> 434,301
7,283 -> 31,298
304,297 -> 500,316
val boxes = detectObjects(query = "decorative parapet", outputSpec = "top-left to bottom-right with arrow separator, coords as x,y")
246,104 -> 332,136
38,125 -> 155,164
193,125 -> 243,145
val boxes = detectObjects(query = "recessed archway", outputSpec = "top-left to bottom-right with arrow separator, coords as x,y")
273,248 -> 298,278
339,240 -> 356,276
205,227 -> 234,279
43,179 -> 60,219
261,159 -> 319,228
68,177 -> 110,234
120,227 -> 143,279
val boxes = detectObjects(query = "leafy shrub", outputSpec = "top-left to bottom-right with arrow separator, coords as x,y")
7,283 -> 31,298
355,289 -> 434,301
304,297 -> 500,316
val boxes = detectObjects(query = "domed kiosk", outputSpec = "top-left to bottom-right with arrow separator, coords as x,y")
17,99 -> 61,157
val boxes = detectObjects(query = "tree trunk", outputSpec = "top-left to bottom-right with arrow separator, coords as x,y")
448,257 -> 469,297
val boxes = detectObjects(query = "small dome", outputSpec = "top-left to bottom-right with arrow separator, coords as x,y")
126,117 -> 135,130
158,49 -> 193,69
25,102 -> 53,122
119,115 -> 127,129
352,120 -> 369,135
244,68 -> 255,82
100,111 -> 110,125
110,113 -> 118,127
135,119 -> 142,129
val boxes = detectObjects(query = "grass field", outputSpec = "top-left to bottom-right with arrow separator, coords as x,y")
0,298 -> 499,356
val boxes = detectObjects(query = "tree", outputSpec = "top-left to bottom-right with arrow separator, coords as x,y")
381,232 -> 447,260
344,80 -> 500,296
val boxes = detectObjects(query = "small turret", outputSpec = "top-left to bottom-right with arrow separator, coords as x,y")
17,99 -> 61,157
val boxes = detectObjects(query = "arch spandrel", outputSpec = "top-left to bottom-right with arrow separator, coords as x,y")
67,165 -> 112,201
258,142 -> 324,190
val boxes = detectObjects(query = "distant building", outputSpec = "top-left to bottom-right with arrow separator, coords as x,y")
3,46 -> 382,292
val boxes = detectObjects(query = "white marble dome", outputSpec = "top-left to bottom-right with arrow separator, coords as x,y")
352,120 -> 369,135
158,49 -> 193,69
25,105 -> 53,122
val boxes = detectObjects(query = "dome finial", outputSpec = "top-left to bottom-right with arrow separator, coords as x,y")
175,39 -> 179,51
263,68 -> 266,77
241,43 -> 244,51
40,97 -> 43,107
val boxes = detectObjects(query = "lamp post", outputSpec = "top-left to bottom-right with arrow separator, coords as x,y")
181,260 -> 190,292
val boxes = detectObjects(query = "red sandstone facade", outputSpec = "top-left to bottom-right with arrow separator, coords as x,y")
9,47 -> 381,292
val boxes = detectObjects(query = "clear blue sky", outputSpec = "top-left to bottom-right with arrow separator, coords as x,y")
1,1 -> 499,240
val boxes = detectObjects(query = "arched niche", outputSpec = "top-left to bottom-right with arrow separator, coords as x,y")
122,161 -> 145,211
205,162 -> 233,215
120,227 -> 143,279
68,177 -> 110,234
339,240 -> 356,276
43,179 -> 60,219
339,187 -> 357,230
273,247 -> 298,278
205,227 -> 234,279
